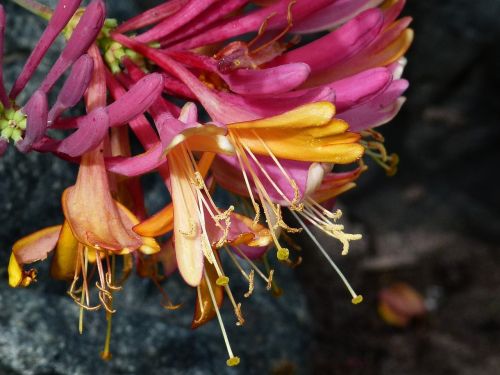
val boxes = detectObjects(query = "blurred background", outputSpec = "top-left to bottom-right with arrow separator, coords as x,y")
1,0 -> 499,374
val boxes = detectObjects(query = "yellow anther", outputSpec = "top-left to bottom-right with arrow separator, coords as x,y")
216,276 -> 230,286
352,295 -> 364,305
277,247 -> 289,261
226,356 -> 241,367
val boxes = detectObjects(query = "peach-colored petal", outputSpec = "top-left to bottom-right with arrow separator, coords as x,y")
62,149 -> 143,252
9,225 -> 62,287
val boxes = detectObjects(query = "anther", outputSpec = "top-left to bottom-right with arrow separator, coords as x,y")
266,270 -> 274,291
277,247 -> 289,261
226,357 -> 241,367
216,276 -> 230,286
352,295 -> 364,305
244,270 -> 255,298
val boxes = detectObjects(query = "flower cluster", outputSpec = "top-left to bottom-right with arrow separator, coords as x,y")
2,0 -> 412,366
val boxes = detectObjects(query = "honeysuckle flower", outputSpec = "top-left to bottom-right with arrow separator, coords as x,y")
4,0 -> 414,367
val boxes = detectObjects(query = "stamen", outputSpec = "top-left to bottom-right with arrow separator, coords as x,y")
216,276 -> 230,286
229,133 -> 261,225
212,251 -> 245,326
251,130 -> 303,210
204,271 -> 240,367
230,245 -> 273,287
244,270 -> 255,298
251,0 -> 297,54
224,248 -> 251,282
290,211 -> 363,305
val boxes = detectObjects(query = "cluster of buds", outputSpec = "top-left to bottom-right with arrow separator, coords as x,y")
2,0 -> 412,366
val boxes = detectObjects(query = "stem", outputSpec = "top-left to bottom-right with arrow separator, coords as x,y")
101,254 -> 116,361
8,0 -> 53,20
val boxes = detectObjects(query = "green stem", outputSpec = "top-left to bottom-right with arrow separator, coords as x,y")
8,0 -> 53,20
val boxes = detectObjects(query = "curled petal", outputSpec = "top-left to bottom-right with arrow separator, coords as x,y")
229,102 -> 364,163
39,0 -> 105,93
329,67 -> 392,112
223,63 -> 311,96
16,90 -> 48,153
106,73 -> 164,127
9,0 -> 82,98
56,107 -> 109,157
48,54 -> 93,123
269,9 -> 384,81
317,18 -> 414,82
337,79 -> 408,131
8,225 -> 62,287
105,143 -> 165,177
133,204 -> 174,237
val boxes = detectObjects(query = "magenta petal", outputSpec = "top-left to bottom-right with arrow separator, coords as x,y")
0,5 -> 8,106
160,0 -> 248,47
293,0 -> 383,33
270,9 -> 384,78
170,0 -> 336,50
329,67 -> 392,112
223,63 -> 311,96
105,143 -> 165,176
136,0 -> 218,43
56,107 -> 109,156
152,111 -> 189,149
38,0 -> 105,94
16,91 -> 48,153
106,73 -> 164,127
9,0 -> 82,99
115,0 -> 188,33
48,54 -> 93,123
338,79 -> 408,131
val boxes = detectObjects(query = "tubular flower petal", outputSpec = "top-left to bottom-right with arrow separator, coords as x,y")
39,0 -> 106,94
48,54 -> 94,123
227,102 -> 364,163
62,149 -> 143,252
9,0 -> 82,99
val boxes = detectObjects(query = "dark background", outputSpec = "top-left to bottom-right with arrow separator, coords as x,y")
1,0 -> 499,374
